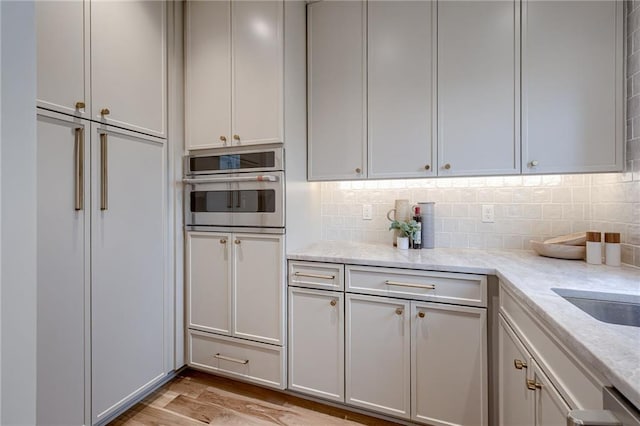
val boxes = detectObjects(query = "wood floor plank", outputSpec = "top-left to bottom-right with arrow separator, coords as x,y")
111,404 -> 205,426
109,369 -> 402,426
164,394 -> 272,425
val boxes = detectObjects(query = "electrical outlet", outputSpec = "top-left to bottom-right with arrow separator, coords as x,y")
362,204 -> 373,220
481,204 -> 495,223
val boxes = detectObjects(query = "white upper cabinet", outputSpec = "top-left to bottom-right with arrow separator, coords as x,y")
438,0 -> 520,177
522,0 -> 623,174
367,1 -> 435,179
91,0 -> 167,138
185,0 -> 231,150
232,1 -> 283,146
185,0 -> 283,150
36,0 -> 89,118
308,1 -> 367,180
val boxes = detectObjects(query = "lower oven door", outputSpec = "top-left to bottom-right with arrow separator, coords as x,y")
184,171 -> 284,228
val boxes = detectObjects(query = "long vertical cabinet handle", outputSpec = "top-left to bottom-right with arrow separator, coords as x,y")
100,132 -> 108,211
74,127 -> 85,211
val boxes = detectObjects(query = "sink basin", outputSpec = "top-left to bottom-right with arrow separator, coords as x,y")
552,288 -> 640,327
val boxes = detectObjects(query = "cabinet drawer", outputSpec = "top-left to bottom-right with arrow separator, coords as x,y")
499,284 -> 603,409
288,261 -> 344,291
188,331 -> 285,390
346,265 -> 486,307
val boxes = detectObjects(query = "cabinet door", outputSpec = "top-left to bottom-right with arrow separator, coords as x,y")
36,112 -> 90,426
308,1 -> 366,180
186,232 -> 232,335
412,302 -> 488,426
91,125 -> 167,423
438,0 -> 519,176
36,0 -> 89,118
532,360 -> 572,426
232,1 -> 283,146
288,288 -> 344,402
91,1 -> 167,138
499,315 -> 535,426
522,1 -> 623,174
233,234 -> 284,345
368,1 -> 434,179
346,294 -> 410,419
185,0 -> 231,150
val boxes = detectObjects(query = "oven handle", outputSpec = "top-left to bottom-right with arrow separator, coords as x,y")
183,175 -> 279,184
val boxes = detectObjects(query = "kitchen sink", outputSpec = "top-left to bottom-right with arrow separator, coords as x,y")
552,288 -> 640,327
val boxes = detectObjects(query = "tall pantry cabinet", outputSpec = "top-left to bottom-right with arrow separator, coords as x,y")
36,1 -> 171,425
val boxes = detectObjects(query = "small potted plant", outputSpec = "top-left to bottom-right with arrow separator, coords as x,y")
389,219 -> 420,249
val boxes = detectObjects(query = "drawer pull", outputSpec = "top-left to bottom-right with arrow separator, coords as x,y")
526,379 -> 542,390
290,279 -> 335,287
395,308 -> 404,315
330,299 -> 337,306
385,280 -> 436,290
418,312 -> 425,318
294,272 -> 335,280
214,353 -> 249,365
514,359 -> 527,370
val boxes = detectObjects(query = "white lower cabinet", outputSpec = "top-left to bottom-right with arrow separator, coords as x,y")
498,282 -> 603,426
189,330 -> 285,389
288,287 -> 344,402
37,112 -> 90,426
346,294 -> 411,419
36,110 -> 172,425
498,315 -> 536,426
187,231 -> 285,389
412,301 -> 488,426
288,261 -> 489,425
498,316 -> 571,426
91,124 -> 168,423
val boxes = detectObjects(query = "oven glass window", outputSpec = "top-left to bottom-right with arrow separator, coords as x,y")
190,190 -> 275,213
190,152 -> 275,172
235,190 -> 276,213
190,191 -> 234,213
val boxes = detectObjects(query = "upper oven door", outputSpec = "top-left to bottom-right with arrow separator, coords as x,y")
186,146 -> 283,175
184,171 -> 284,228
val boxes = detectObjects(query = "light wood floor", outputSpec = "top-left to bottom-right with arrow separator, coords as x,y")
110,369 -> 402,426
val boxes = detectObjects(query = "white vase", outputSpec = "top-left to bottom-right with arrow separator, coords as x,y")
397,237 -> 409,249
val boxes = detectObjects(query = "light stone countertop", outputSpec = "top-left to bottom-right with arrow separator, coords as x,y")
287,241 -> 640,410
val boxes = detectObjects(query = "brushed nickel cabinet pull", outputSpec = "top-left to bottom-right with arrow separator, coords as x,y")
526,379 -> 542,390
100,133 -> 108,211
74,128 -> 84,211
214,353 -> 248,365
293,272 -> 335,280
514,359 -> 528,370
385,280 -> 436,290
